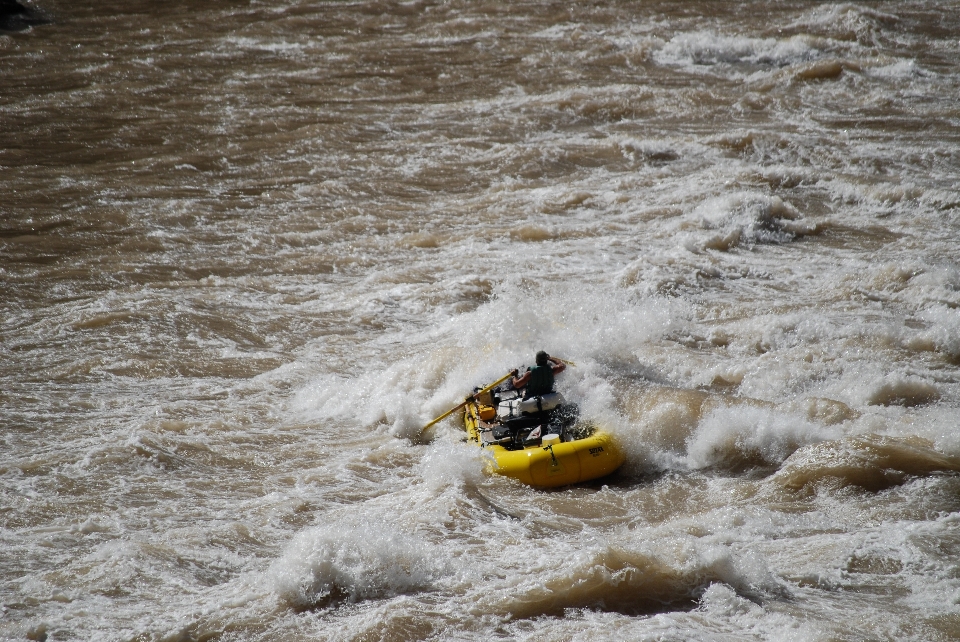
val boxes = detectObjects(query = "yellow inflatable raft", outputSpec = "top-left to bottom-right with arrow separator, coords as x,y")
463,394 -> 625,488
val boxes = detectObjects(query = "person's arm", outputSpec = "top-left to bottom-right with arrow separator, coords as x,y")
512,369 -> 530,388
549,358 -> 566,375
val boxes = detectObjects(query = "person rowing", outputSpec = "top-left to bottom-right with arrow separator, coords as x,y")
511,351 -> 566,399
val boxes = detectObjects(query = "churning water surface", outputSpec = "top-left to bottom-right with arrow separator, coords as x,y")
2,1 -> 960,640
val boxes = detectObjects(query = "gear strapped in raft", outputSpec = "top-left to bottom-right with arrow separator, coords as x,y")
463,372 -> 624,488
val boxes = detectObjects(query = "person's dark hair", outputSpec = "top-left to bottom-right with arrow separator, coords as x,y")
535,351 -> 549,366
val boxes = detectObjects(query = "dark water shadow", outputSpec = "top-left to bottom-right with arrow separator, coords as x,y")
0,0 -> 51,32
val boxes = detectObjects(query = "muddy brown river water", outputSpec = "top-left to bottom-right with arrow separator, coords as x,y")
3,1 -> 960,640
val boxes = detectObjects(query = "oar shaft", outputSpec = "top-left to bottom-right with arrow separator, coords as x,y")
421,399 -> 469,432
420,370 -> 514,434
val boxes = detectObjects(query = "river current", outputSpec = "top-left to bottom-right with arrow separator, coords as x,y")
3,1 -> 960,640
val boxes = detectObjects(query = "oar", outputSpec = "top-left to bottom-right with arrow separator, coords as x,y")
553,357 -> 576,367
420,371 -> 515,435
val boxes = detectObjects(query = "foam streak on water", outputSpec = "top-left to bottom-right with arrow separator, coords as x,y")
2,1 -> 960,640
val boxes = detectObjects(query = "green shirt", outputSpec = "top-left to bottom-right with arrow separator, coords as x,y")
525,364 -> 554,397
